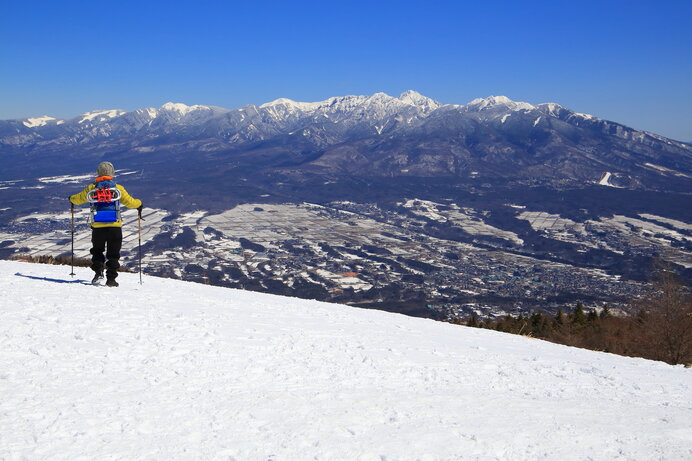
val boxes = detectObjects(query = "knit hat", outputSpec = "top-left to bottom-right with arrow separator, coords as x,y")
97,161 -> 115,177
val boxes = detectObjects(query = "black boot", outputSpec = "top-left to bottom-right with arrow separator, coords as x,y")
106,278 -> 119,287
91,271 -> 104,285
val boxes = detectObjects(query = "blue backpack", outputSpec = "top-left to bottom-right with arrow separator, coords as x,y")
87,179 -> 121,223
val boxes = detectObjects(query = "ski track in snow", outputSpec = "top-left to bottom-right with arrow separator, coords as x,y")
0,260 -> 690,461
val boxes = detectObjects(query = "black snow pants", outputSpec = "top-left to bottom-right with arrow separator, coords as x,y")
90,227 -> 122,280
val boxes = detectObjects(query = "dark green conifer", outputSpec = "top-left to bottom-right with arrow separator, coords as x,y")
530,312 -> 547,336
572,303 -> 587,325
600,305 -> 611,319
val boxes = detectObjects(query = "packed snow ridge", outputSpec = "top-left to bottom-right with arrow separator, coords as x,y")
1,260 -> 690,461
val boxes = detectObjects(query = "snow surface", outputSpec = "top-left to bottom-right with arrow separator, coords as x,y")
1,260 -> 690,461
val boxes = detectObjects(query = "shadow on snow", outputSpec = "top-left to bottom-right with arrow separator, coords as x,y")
15,272 -> 92,286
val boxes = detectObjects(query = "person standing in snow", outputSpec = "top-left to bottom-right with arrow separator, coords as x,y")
69,161 -> 142,287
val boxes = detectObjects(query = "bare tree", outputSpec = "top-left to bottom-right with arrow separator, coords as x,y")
635,267 -> 692,365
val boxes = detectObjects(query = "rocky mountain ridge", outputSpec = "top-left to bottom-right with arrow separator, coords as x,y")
1,91 -> 690,193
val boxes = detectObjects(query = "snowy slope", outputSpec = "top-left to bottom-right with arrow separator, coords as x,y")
0,260 -> 690,461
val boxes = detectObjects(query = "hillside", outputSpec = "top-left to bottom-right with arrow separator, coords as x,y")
1,260 -> 690,460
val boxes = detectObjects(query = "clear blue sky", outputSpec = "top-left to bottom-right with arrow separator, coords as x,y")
1,0 -> 690,140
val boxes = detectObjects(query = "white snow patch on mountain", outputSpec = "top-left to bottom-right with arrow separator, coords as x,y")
597,171 -> 622,187
1,260 -> 691,460
37,173 -> 94,184
638,213 -> 692,232
78,109 -> 126,124
466,95 -> 535,111
541,102 -> 563,113
574,112 -> 597,120
260,97 -> 323,112
642,162 -> 692,178
160,102 -> 213,115
22,116 -> 56,127
143,107 -> 159,119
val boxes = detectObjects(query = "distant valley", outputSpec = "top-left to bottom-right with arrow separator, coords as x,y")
1,92 -> 690,318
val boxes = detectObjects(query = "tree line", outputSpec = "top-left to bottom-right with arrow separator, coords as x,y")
454,270 -> 692,365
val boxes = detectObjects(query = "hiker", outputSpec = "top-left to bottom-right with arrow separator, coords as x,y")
69,161 -> 142,287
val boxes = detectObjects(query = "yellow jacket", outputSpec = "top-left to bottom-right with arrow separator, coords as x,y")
70,178 -> 142,228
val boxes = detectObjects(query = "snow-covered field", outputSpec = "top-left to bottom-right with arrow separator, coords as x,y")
0,208 -> 170,264
1,260 -> 690,461
401,199 -> 524,246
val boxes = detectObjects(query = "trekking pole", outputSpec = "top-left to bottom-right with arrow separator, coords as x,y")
70,202 -> 75,277
138,207 -> 143,285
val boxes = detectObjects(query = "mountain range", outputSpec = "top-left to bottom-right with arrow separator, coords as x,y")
1,91 -> 690,194
1,92 -> 691,315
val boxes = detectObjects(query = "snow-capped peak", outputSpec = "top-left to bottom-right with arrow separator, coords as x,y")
536,103 -> 600,121
260,97 -> 297,107
466,95 -> 535,111
399,89 -> 425,100
259,97 -> 324,112
538,102 -> 565,115
132,103 -> 226,123
260,91 -> 441,115
78,109 -> 126,124
160,102 -> 210,115
398,90 -> 441,110
22,116 -> 57,128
